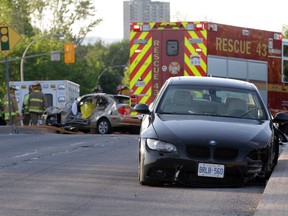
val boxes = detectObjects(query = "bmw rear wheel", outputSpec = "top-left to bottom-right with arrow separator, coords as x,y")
96,118 -> 112,134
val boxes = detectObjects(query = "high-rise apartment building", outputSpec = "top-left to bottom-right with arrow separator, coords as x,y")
123,0 -> 170,39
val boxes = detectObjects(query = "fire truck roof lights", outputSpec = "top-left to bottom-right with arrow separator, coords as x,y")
195,23 -> 204,30
186,23 -> 195,30
133,24 -> 150,32
133,25 -> 141,31
274,33 -> 282,40
186,23 -> 204,31
208,23 -> 217,31
142,24 -> 150,31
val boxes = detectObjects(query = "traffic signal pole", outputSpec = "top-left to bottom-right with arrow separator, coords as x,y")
20,33 -> 64,81
4,56 -> 18,133
4,56 -> 12,126
1,23 -> 21,132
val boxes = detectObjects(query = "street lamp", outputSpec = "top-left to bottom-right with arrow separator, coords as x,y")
20,33 -> 64,81
96,64 -> 127,87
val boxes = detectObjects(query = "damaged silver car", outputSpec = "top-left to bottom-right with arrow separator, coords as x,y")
42,93 -> 141,134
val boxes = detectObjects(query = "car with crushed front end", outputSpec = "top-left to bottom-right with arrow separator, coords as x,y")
42,93 -> 141,134
134,76 -> 288,187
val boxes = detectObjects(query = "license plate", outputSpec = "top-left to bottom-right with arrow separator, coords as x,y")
198,163 -> 225,178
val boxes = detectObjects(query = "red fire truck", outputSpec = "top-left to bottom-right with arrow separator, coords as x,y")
129,21 -> 288,116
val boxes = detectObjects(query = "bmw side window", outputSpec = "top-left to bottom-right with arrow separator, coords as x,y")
167,40 -> 178,56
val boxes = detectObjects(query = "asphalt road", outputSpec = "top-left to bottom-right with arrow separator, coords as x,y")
0,133 -> 265,216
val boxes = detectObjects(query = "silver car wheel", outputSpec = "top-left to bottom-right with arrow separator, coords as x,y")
97,119 -> 111,134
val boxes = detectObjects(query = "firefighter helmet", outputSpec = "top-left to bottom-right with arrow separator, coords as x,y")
9,85 -> 17,90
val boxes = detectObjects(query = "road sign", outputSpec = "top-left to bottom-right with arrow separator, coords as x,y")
0,23 -> 21,56
51,50 -> 61,61
64,43 -> 75,63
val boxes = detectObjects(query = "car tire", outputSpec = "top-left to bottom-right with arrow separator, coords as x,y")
96,118 -> 112,134
258,142 -> 279,184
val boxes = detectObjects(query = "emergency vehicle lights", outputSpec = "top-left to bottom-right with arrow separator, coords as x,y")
133,25 -> 141,31
186,23 -> 195,30
142,24 -> 150,31
133,24 -> 150,32
185,23 -> 203,31
135,49 -> 142,53
274,33 -> 282,40
195,48 -> 202,52
195,23 -> 204,30
130,95 -> 138,106
208,23 -> 217,31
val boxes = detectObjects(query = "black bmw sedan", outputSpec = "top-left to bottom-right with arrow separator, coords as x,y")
134,76 -> 288,187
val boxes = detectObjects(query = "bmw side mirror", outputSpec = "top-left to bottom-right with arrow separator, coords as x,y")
273,112 -> 288,123
133,103 -> 150,115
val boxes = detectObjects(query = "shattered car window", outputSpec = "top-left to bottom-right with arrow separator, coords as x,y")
112,95 -> 130,104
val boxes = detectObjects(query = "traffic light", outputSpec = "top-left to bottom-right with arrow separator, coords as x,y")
64,43 -> 75,64
0,26 -> 10,51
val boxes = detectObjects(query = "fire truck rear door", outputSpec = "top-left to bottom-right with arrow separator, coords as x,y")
151,29 -> 185,96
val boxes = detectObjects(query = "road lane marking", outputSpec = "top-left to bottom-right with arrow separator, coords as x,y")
14,150 -> 38,158
70,142 -> 87,146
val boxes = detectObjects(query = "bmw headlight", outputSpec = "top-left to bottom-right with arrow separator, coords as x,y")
146,139 -> 177,153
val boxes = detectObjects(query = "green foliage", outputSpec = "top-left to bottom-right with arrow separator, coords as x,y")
0,0 -> 131,100
84,39 -> 130,94
122,66 -> 130,87
0,0 -> 34,36
29,0 -> 102,45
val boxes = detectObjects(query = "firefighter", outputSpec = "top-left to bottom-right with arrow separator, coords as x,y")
3,85 -> 21,126
0,98 -> 6,125
22,85 -> 33,125
94,85 -> 103,93
28,83 -> 48,125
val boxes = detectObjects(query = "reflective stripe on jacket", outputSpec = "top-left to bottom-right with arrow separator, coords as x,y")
28,90 -> 48,113
3,93 -> 19,120
22,94 -> 30,115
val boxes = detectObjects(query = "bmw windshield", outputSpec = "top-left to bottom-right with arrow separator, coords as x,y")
156,85 -> 268,120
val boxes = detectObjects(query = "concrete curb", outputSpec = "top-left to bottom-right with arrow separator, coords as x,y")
254,143 -> 288,216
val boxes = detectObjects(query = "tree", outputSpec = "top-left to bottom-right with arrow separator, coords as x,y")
84,39 -> 130,94
29,0 -> 102,45
0,0 -> 104,99
283,25 -> 288,38
0,0 -> 34,36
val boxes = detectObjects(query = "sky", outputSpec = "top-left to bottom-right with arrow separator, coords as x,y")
87,0 -> 287,41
